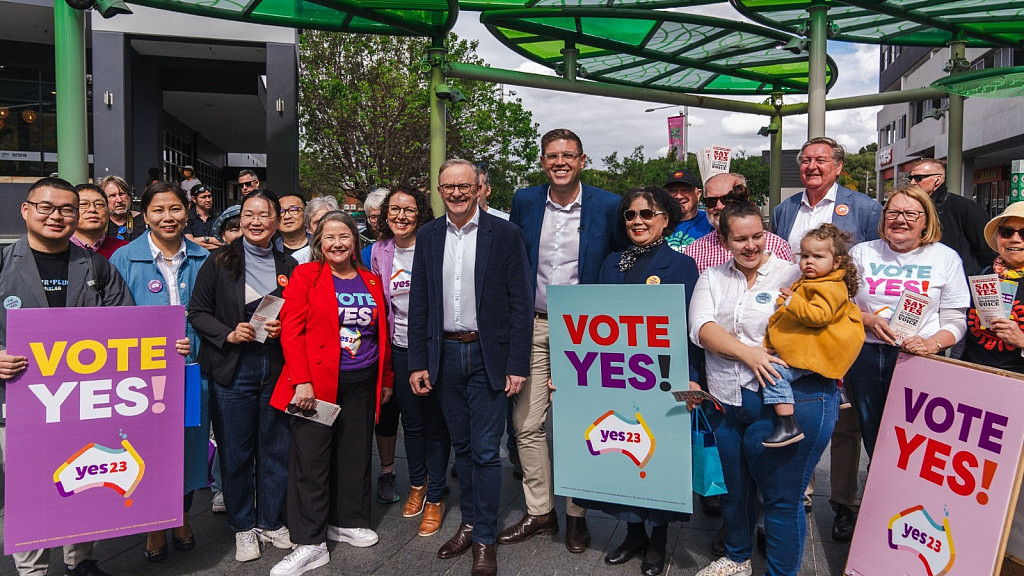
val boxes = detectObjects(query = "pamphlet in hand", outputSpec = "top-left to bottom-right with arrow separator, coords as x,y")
285,399 -> 341,427
671,389 -> 725,413
970,274 -> 1011,329
888,290 -> 931,346
250,294 -> 285,343
1000,279 -> 1018,314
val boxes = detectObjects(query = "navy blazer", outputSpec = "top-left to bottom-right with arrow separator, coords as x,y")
407,209 -> 534,390
510,183 -> 626,292
598,242 -> 702,383
773,185 -> 882,245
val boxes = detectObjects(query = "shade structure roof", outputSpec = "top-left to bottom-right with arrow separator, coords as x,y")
482,8 -> 838,95
730,0 -> 1024,48
932,66 -> 1024,98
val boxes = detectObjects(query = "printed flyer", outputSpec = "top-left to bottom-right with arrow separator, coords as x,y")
4,306 -> 186,554
548,284 -> 692,513
846,354 -> 1024,576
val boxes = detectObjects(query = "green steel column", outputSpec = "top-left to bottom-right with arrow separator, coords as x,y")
561,45 -> 578,82
946,41 -> 967,197
769,94 -> 783,214
428,41 -> 446,217
54,2 -> 89,183
806,0 -> 828,139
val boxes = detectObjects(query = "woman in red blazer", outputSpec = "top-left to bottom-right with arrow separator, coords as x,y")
269,210 -> 394,576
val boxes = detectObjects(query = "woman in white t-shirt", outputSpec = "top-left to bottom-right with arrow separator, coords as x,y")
847,184 -> 969,458
366,188 -> 451,537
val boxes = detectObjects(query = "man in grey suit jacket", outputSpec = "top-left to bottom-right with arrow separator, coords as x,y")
0,177 -> 133,576
771,137 -> 881,544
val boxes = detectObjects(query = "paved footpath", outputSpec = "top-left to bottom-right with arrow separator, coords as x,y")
0,434 -> 864,576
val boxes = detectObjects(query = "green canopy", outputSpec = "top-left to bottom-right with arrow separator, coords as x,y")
482,8 -> 838,95
932,66 -> 1024,98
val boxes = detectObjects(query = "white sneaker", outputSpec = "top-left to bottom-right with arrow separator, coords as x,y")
695,557 -> 752,576
270,543 -> 329,576
235,528 -> 261,562
211,491 -> 226,513
258,526 -> 295,549
327,526 -> 379,547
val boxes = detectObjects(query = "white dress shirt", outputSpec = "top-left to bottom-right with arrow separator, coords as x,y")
443,209 -> 480,332
689,254 -> 800,406
148,234 -> 187,306
787,181 -> 839,252
535,184 -> 582,312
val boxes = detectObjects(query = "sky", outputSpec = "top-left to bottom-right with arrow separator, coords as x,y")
450,5 -> 883,168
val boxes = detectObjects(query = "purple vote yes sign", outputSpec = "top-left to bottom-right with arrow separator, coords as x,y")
4,306 -> 185,554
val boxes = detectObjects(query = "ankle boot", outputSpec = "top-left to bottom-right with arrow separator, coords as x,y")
605,522 -> 647,565
641,524 -> 668,575
762,414 -> 805,448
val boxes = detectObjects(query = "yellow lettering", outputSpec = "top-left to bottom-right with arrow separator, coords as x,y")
140,337 -> 167,370
29,341 -> 67,377
66,340 -> 106,374
107,338 -> 139,371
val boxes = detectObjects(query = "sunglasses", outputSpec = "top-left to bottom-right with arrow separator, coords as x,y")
239,180 -> 258,188
909,173 -> 941,183
997,226 -> 1024,240
623,209 -> 666,221
702,192 -> 745,209
286,403 -> 318,418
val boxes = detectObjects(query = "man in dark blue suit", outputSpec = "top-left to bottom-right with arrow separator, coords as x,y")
408,159 -> 533,576
502,129 -> 626,553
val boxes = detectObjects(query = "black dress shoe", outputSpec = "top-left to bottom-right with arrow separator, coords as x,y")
471,542 -> 497,576
832,505 -> 857,542
640,524 -> 667,576
438,523 -> 474,559
711,525 -> 726,557
65,559 -> 113,576
700,494 -> 722,516
497,511 -> 558,544
605,523 -> 647,565
565,515 -> 591,553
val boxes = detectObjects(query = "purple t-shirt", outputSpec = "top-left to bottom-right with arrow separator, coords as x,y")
333,275 -> 379,371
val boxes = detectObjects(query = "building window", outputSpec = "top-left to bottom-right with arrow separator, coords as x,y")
0,64 -> 82,178
897,115 -> 906,139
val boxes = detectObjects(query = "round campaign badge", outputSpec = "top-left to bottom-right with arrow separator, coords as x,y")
835,204 -> 850,216
3,296 -> 21,310
646,275 -> 661,285
277,274 -> 289,287
756,292 -> 772,304
148,279 -> 163,293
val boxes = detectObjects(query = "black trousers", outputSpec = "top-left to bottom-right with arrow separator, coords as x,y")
286,367 -> 377,544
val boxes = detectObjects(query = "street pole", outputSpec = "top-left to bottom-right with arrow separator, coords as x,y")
54,1 -> 89,183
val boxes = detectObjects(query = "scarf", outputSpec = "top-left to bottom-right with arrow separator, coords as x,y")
618,237 -> 664,272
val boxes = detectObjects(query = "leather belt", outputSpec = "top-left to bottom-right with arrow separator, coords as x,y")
444,331 -> 480,343
534,311 -> 548,320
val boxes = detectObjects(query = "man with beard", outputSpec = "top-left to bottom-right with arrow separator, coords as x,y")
101,175 -> 146,241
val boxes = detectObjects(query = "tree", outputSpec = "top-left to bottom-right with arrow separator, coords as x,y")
298,31 -> 539,208
839,143 -> 879,198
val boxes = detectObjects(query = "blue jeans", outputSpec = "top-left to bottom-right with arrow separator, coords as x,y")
209,352 -> 291,532
438,340 -> 507,545
392,346 -> 452,503
707,374 -> 838,576
762,365 -> 809,405
843,342 -> 900,458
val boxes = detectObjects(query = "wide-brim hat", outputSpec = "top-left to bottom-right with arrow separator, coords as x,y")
983,202 -> 1024,251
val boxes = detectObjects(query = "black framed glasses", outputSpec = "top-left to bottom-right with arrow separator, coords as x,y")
238,179 -> 259,188
997,226 -> 1024,240
438,183 -> 476,194
623,209 -> 666,221
702,191 -> 746,209
280,206 -> 303,215
909,173 -> 941,183
883,209 -> 924,222
26,201 -> 78,219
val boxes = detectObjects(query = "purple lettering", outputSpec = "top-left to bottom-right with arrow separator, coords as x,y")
979,411 -> 1009,455
600,352 -> 626,388
565,351 -> 598,387
627,354 -> 655,390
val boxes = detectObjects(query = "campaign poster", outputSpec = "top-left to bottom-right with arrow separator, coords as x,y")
4,306 -> 186,554
846,354 -> 1024,576
549,284 -> 692,513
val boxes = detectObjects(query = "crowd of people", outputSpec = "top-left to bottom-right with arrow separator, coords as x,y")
0,127 -> 1015,576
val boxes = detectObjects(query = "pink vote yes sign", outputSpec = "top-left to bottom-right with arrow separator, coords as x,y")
4,306 -> 185,554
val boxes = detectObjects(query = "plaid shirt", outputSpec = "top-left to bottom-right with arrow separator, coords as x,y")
684,230 -> 793,274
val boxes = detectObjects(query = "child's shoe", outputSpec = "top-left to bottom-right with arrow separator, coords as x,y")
762,415 -> 805,447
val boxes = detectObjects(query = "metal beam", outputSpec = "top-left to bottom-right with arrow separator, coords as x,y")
806,0 -> 828,138
428,42 -> 446,217
946,40 -> 966,197
54,2 -> 88,184
780,86 -> 948,115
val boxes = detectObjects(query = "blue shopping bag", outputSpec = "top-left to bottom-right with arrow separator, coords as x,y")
691,405 -> 727,497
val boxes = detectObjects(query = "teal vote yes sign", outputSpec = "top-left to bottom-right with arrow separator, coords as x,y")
548,284 -> 692,513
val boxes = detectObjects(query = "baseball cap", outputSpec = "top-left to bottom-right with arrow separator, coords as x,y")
665,169 -> 701,188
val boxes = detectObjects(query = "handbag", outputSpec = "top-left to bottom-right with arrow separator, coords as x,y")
691,405 -> 728,497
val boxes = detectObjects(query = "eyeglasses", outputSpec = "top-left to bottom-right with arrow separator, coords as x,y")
78,200 -> 107,211
883,209 -> 924,222
702,192 -> 745,209
27,201 -> 78,219
542,152 -> 581,163
623,209 -> 666,222
388,205 -> 418,216
238,179 -> 258,188
997,226 -> 1024,240
439,183 -> 477,194
280,206 -> 303,215
799,156 -> 835,166
909,173 -> 941,183
241,211 -> 275,222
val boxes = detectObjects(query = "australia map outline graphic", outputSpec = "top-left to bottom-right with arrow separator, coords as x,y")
887,505 -> 955,576
53,439 -> 145,505
584,410 -> 656,469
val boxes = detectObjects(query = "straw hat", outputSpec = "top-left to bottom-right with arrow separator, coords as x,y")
983,202 -> 1024,251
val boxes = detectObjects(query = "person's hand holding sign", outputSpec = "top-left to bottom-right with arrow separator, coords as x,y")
0,349 -> 27,379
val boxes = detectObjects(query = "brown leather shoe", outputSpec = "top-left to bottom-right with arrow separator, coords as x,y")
418,500 -> 445,536
496,511 -> 558,544
564,515 -> 591,553
471,542 -> 497,576
403,484 -> 427,517
437,523 -> 474,559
